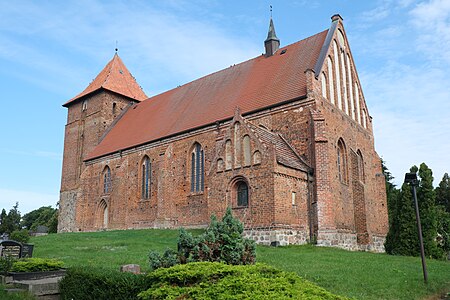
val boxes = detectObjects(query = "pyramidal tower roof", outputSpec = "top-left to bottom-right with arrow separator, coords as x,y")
64,53 -> 148,107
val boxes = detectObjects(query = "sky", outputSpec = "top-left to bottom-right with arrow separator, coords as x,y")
0,0 -> 449,215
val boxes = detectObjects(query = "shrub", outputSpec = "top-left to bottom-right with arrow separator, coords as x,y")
10,229 -> 30,244
0,256 -> 16,275
59,267 -> 152,300
11,258 -> 64,272
138,262 -> 349,300
148,207 -> 256,270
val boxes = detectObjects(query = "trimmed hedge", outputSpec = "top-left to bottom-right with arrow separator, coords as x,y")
59,267 -> 152,300
138,262 -> 349,300
11,258 -> 64,272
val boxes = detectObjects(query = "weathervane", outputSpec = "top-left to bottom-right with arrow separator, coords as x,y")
115,40 -> 118,53
270,5 -> 273,18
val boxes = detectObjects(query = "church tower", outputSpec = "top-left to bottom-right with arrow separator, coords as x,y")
58,53 -> 147,232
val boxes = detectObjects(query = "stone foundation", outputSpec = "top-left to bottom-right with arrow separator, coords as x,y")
317,230 -> 385,252
243,227 -> 309,246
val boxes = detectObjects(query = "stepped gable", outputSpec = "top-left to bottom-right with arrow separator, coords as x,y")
249,123 -> 310,172
85,29 -> 328,161
63,53 -> 147,106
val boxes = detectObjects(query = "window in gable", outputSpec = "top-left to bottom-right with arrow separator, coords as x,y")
355,82 -> 361,124
327,56 -> 335,104
333,41 -> 342,110
340,50 -> 349,115
347,54 -> 355,120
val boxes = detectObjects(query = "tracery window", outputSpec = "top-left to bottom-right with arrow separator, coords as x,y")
337,139 -> 348,184
191,143 -> 204,193
103,166 -> 112,194
141,156 -> 151,199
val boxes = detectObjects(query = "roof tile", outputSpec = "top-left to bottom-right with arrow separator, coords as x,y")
64,54 -> 147,106
86,30 -> 328,160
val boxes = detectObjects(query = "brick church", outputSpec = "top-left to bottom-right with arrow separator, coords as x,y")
59,15 -> 388,252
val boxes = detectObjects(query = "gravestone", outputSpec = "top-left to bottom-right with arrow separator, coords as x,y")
0,240 -> 22,258
21,244 -> 34,258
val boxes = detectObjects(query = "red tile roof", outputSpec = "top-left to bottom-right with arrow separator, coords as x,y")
86,30 -> 328,161
64,53 -> 147,106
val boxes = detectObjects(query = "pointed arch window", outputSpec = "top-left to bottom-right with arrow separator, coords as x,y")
191,143 -> 204,193
103,166 -> 112,194
337,139 -> 348,184
236,181 -> 249,207
357,150 -> 365,183
141,156 -> 151,199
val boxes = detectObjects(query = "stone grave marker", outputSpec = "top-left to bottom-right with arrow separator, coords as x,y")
21,244 -> 34,258
0,240 -> 22,258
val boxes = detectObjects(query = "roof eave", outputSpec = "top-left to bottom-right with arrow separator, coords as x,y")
84,94 -> 309,162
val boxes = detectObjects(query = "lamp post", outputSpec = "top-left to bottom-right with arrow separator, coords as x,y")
404,172 -> 428,284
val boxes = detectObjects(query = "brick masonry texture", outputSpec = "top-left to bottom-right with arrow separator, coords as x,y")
59,17 -> 388,252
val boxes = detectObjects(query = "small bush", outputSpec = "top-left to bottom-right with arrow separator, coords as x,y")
10,229 -> 30,244
59,267 -> 152,300
11,258 -> 64,272
138,262 -> 349,300
149,207 -> 256,270
0,256 -> 16,275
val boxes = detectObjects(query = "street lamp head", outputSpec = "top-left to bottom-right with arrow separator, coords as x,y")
404,172 -> 418,185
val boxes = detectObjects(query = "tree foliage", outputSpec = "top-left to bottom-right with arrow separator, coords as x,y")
384,163 -> 447,259
0,202 -> 21,235
21,206 -> 58,233
435,173 -> 450,213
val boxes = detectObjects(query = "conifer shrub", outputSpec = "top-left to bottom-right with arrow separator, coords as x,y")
148,207 -> 256,270
138,262 -> 348,300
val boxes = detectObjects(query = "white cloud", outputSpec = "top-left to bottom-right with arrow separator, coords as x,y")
0,189 -> 57,215
410,0 -> 450,64
0,1 -> 260,97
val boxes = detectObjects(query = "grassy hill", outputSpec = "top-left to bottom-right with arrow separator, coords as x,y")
30,229 -> 449,300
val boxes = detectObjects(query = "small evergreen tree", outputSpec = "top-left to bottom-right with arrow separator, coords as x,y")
385,181 -> 417,256
148,207 -> 256,270
0,209 -> 7,234
1,202 -> 22,234
417,163 -> 442,258
435,173 -> 450,213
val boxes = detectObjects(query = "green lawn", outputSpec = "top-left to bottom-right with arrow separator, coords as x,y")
30,229 -> 449,300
